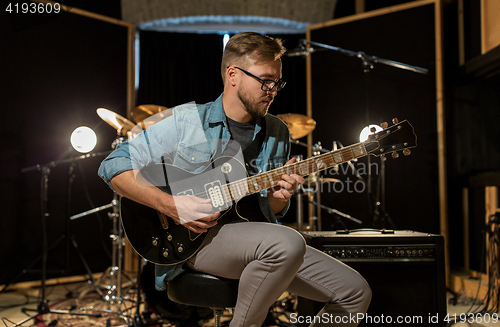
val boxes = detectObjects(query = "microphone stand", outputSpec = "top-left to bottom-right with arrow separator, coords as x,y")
298,39 -> 427,228
292,139 -> 362,231
310,201 -> 363,229
9,152 -> 111,327
300,39 -> 428,74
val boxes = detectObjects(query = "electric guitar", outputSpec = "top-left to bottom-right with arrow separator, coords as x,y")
120,119 -> 417,265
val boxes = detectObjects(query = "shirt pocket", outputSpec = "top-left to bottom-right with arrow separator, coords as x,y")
173,143 -> 212,172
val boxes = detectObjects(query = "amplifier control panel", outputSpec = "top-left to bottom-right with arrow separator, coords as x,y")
321,244 -> 436,262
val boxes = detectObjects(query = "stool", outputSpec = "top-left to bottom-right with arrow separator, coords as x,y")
168,270 -> 239,327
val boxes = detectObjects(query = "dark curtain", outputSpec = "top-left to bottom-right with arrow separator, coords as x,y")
137,31 -> 224,108
0,8 -> 126,284
136,31 -> 306,116
308,4 -> 438,233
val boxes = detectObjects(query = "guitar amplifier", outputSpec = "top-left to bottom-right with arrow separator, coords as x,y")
298,230 -> 447,326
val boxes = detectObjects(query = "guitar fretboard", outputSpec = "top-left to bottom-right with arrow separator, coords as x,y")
219,142 -> 368,203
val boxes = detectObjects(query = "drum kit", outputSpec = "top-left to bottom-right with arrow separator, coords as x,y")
275,113 -> 358,232
64,104 -> 171,324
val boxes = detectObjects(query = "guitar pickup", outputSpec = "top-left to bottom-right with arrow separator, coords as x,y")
205,181 -> 225,208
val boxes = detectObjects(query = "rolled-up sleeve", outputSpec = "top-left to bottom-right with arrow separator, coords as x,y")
98,113 -> 178,190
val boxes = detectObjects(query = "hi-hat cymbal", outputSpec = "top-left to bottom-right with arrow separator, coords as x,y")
276,113 -> 316,139
132,104 -> 169,123
97,108 -> 135,135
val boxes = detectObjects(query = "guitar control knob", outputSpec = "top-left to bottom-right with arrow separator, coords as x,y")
152,237 -> 159,246
162,249 -> 169,258
380,122 -> 388,129
177,244 -> 184,253
167,233 -> 173,242
403,148 -> 411,156
392,152 -> 399,159
392,118 -> 399,124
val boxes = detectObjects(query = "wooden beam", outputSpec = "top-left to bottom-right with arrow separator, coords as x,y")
462,188 -> 470,271
434,0 -> 450,287
355,0 -> 365,14
458,0 -> 465,66
308,0 -> 435,31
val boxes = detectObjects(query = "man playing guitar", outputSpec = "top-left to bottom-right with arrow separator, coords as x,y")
98,32 -> 371,327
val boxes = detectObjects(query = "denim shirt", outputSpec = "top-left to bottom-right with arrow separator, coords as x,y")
98,94 -> 291,290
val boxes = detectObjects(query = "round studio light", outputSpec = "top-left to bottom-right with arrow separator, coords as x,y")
70,126 -> 97,153
359,125 -> 383,142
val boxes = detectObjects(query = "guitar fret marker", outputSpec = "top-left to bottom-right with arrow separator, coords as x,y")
332,152 -> 342,163
315,158 -> 325,170
267,173 -> 274,185
352,144 -> 365,157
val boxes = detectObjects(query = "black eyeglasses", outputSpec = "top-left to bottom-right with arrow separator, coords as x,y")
232,66 -> 286,92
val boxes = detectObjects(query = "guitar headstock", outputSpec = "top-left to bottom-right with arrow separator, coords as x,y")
363,118 -> 417,160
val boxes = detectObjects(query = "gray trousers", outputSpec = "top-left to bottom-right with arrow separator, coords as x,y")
185,222 -> 372,327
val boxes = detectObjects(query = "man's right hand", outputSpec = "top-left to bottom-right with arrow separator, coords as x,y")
110,170 -> 219,234
164,195 -> 220,234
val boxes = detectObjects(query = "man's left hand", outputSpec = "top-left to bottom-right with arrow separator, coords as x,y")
269,157 -> 304,201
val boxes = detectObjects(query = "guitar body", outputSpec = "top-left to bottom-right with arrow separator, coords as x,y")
121,155 -> 248,265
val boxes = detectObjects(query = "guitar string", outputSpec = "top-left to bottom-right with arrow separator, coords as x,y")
171,145 -> 361,200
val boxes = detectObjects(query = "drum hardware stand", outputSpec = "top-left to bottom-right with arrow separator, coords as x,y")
70,193 -> 123,302
69,136 -> 137,324
309,200 -> 362,230
291,140 -> 327,231
71,193 -> 137,325
307,141 -> 322,232
292,139 -> 365,231
6,155 -> 112,327
370,157 -> 396,229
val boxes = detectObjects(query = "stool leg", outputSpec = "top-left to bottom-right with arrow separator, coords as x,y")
211,308 -> 225,327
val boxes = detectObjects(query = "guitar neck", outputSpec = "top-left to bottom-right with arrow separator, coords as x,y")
222,142 -> 369,202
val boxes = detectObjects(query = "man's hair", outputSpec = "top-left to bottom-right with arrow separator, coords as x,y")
221,32 -> 286,83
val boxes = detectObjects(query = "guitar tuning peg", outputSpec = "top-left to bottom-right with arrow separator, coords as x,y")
392,118 -> 399,124
380,122 -> 388,129
403,148 -> 411,156
380,154 -> 387,161
392,152 -> 399,159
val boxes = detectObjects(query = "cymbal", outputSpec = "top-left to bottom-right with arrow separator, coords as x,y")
276,113 -> 316,139
97,108 -> 135,135
132,104 -> 169,123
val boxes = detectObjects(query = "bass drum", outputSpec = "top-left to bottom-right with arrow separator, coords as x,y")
141,262 -> 213,325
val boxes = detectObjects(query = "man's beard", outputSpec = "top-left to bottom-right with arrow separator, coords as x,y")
237,87 -> 273,118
